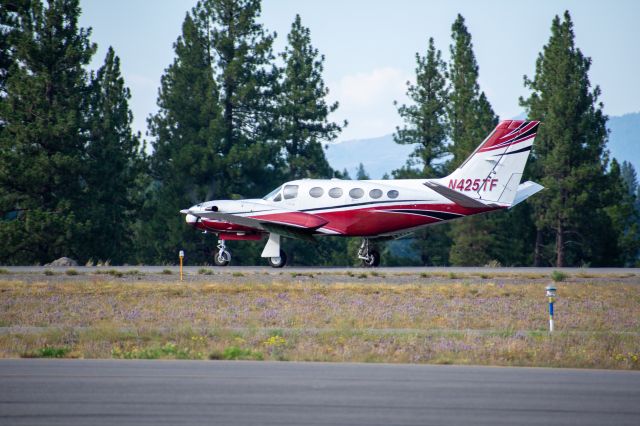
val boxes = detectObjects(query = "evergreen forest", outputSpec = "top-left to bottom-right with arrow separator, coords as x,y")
1,1 -> 638,267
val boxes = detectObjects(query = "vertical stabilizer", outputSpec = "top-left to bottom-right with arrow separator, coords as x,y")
430,120 -> 540,206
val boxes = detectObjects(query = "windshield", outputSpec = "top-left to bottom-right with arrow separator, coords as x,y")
263,185 -> 282,200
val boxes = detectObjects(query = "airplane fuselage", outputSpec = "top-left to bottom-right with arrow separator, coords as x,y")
187,178 -> 499,239
182,120 -> 543,267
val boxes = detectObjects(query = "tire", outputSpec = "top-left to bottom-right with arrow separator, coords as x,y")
214,250 -> 231,266
268,250 -> 287,268
361,249 -> 380,268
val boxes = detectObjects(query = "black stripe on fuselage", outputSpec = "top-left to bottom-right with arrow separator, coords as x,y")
389,209 -> 464,221
300,199 -> 425,213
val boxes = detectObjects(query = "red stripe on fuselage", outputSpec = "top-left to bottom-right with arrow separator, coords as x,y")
249,203 -> 500,236
194,203 -> 501,237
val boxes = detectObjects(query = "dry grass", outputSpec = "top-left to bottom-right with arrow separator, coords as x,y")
0,278 -> 639,369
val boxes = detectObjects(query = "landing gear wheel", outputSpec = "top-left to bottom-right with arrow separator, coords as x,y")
268,250 -> 287,268
358,238 -> 381,268
214,250 -> 231,266
214,239 -> 230,266
361,249 -> 380,268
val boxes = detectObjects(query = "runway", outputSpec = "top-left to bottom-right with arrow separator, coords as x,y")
1,360 -> 638,426
4,265 -> 640,275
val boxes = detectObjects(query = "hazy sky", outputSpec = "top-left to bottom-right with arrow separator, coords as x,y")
79,0 -> 640,142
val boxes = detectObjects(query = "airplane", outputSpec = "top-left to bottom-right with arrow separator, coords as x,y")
181,120 -> 543,267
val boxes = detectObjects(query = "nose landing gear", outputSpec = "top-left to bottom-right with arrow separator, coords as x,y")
213,239 -> 231,266
358,238 -> 380,267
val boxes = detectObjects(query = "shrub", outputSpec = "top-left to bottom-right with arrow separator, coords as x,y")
65,269 -> 79,276
161,269 -> 173,275
551,270 -> 568,282
218,346 -> 263,360
22,346 -> 70,358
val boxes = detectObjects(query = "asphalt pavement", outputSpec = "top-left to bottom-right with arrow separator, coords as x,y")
1,359 -> 638,426
4,265 -> 640,275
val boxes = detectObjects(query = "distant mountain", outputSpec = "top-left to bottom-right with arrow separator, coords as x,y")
324,134 -> 414,179
325,112 -> 640,178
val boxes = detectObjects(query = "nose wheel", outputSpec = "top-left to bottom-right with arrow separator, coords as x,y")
358,238 -> 380,267
268,249 -> 287,268
213,240 -> 231,266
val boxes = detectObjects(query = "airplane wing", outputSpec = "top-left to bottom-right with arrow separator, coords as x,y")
184,207 -> 327,240
423,181 -> 497,208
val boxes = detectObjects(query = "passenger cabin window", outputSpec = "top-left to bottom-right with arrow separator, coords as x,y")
369,189 -> 382,199
329,187 -> 343,198
387,190 -> 399,199
349,188 -> 364,199
283,185 -> 299,200
309,187 -> 324,198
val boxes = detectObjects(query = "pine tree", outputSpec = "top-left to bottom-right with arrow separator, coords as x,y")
143,0 -> 285,264
601,160 -> 639,266
206,0 -> 282,198
520,11 -> 612,266
392,37 -> 451,265
0,0 -> 96,264
447,16 -> 497,170
355,163 -> 370,180
277,14 -> 343,180
141,10 -> 222,264
446,15 -> 501,266
0,1 -> 28,96
84,47 -> 145,263
393,37 -> 448,178
621,161 -> 638,199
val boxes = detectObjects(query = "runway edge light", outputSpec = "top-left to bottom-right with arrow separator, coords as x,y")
179,250 -> 185,282
545,284 -> 557,332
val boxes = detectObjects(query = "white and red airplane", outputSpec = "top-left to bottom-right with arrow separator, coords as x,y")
181,120 -> 543,267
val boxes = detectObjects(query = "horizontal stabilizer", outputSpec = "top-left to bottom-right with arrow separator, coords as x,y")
423,181 -> 491,208
511,181 -> 544,208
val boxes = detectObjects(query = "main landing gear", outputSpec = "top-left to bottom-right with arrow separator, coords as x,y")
213,240 -> 231,266
358,238 -> 380,268
267,249 -> 287,268
262,233 -> 287,268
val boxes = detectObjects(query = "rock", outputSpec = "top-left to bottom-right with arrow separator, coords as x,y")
45,257 -> 79,267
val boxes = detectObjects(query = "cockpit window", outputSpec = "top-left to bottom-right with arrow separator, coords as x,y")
263,185 -> 282,200
273,193 -> 282,202
283,185 -> 299,200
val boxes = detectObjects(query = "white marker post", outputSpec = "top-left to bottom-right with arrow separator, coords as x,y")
179,250 -> 185,282
545,284 -> 557,332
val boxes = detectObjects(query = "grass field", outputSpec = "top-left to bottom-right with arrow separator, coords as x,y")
0,272 -> 639,369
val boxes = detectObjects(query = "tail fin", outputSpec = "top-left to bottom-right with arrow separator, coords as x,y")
427,120 -> 540,206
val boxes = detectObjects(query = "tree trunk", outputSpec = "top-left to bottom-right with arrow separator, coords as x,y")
533,229 -> 543,266
556,220 -> 564,267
